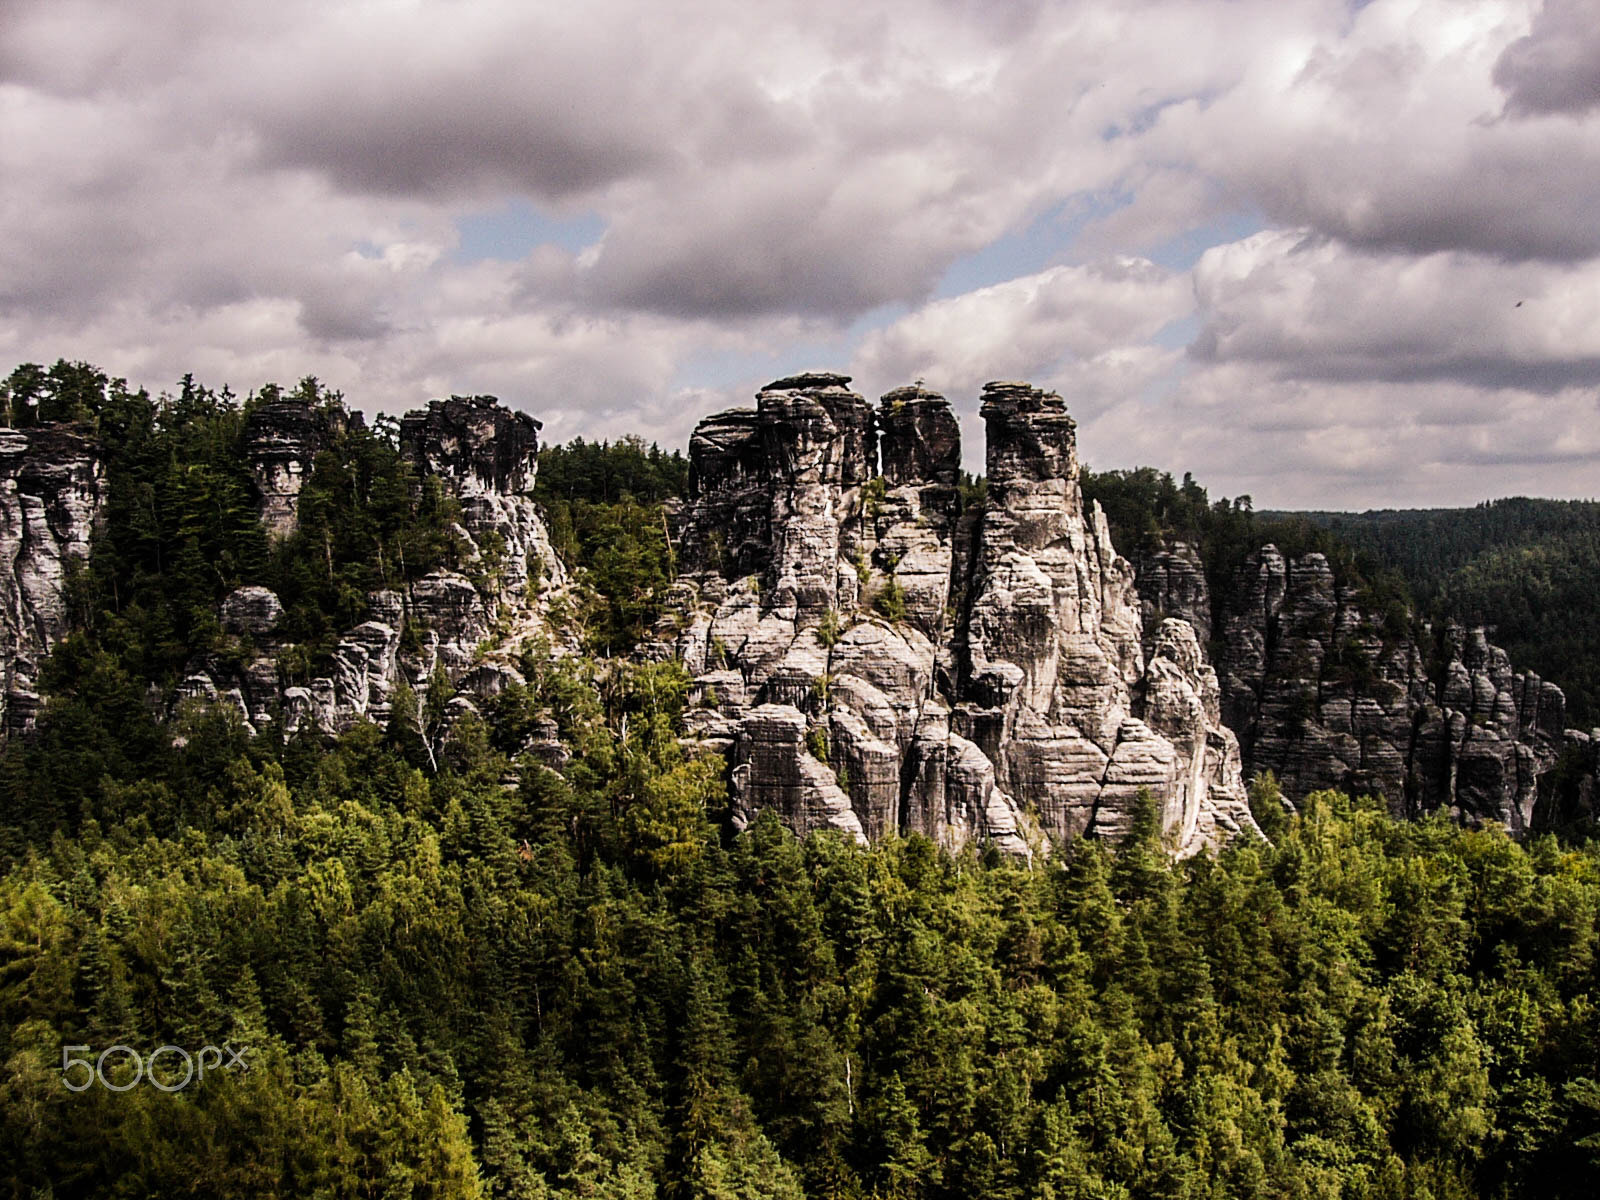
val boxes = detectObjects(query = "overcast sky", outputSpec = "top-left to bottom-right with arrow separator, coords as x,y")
4,0 -> 1598,508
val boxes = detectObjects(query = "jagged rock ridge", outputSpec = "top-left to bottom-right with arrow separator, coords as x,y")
662,375 -> 1257,856
1135,537 -> 1576,832
0,394 -> 569,744
6,374 -> 1590,842
188,394 -> 569,737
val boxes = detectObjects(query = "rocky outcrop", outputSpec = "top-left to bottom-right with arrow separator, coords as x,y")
1537,729 -> 1600,830
190,394 -> 568,738
401,395 -> 565,606
1204,545 -> 1565,832
0,425 -> 105,735
244,400 -> 359,538
946,384 -> 1248,853
1131,540 -> 1211,646
665,375 -> 1257,857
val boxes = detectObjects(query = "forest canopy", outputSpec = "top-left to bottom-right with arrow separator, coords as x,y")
0,362 -> 1596,1198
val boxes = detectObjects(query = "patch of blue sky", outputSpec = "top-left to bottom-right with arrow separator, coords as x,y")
451,198 -> 605,263
1150,313 -> 1201,350
932,191 -> 1132,299
671,303 -> 911,394
1100,83 -> 1231,143
1146,209 -> 1264,271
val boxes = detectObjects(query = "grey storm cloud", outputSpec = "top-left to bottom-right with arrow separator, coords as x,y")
1494,0 -> 1600,117
1150,2 -> 1600,264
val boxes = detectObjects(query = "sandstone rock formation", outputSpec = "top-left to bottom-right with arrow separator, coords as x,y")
665,375 -> 1257,857
0,425 -> 106,735
1539,728 -> 1600,829
1130,540 -> 1211,646
400,394 -> 565,612
0,392 -> 568,751
1129,538 -> 1569,833
196,395 -> 568,738
0,372 -> 1586,847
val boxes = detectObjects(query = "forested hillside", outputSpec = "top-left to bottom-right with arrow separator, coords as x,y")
3,361 -> 472,695
1,363 -> 1597,1198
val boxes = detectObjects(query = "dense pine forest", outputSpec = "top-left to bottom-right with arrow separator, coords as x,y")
4,688 -> 1599,1198
0,363 -> 1598,1198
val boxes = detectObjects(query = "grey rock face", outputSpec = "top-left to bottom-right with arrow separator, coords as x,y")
244,400 -> 359,538
1203,544 -> 1565,832
0,425 -> 106,734
401,394 -> 568,615
665,376 -> 1257,857
730,703 -> 865,842
1538,728 -> 1600,829
949,384 -> 1246,855
220,586 -> 284,636
1132,541 -> 1211,646
0,395 -> 567,746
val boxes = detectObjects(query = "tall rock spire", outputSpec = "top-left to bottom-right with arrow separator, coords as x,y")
665,375 -> 1259,856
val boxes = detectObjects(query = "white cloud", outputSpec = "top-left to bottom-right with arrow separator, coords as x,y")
1191,230 -> 1600,388
850,257 -> 1190,402
1,0 -> 1597,507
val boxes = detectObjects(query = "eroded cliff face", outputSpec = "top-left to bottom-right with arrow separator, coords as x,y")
0,394 -> 569,748
190,394 -> 569,737
0,426 -> 106,735
663,375 -> 1256,856
1131,537 -> 1571,832
1213,546 -> 1563,831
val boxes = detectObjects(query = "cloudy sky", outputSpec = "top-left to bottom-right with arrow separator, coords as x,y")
3,0 -> 1598,507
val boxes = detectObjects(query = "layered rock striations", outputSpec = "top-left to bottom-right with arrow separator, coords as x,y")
1129,540 -> 1211,646
400,394 -> 566,625
948,385 -> 1252,851
665,375 -> 1257,856
3,373 -> 1585,843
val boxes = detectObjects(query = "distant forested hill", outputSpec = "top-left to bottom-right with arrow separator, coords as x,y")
1290,500 -> 1600,727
